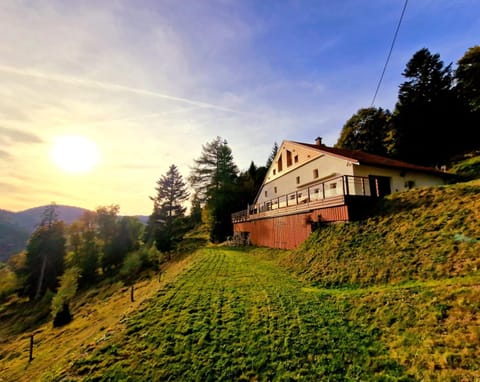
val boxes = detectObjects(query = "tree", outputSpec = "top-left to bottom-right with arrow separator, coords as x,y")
190,137 -> 239,242
455,46 -> 480,152
147,164 -> 190,252
51,267 -> 79,327
266,142 -> 278,169
236,161 -> 266,209
21,204 -> 66,300
96,205 -> 121,273
108,216 -> 141,264
76,211 -> 99,286
188,193 -> 203,228
335,107 -> 392,156
456,45 -> 480,112
392,48 -> 458,165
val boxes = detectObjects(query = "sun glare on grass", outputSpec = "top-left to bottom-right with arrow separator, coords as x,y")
51,135 -> 100,174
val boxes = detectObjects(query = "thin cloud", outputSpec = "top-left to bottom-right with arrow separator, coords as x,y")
0,126 -> 43,143
0,181 -> 20,192
0,64 -> 254,116
0,149 -> 12,160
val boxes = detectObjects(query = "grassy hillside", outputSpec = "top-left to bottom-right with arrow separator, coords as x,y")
282,180 -> 480,287
0,182 -> 478,381
450,154 -> 480,180
28,249 -> 412,381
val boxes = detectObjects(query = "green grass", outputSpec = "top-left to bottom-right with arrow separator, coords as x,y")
2,182 -> 479,381
61,248 -> 410,381
450,155 -> 480,180
281,180 -> 480,287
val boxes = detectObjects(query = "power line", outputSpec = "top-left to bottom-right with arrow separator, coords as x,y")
371,0 -> 409,106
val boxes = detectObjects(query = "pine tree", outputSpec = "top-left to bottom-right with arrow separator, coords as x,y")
149,164 -> 189,251
456,45 -> 480,112
392,48 -> 458,165
190,137 -> 239,242
266,142 -> 278,169
21,204 -> 66,300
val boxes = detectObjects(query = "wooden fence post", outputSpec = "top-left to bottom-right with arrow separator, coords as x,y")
29,334 -> 34,362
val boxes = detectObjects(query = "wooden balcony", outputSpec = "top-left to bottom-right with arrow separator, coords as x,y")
232,175 -> 376,223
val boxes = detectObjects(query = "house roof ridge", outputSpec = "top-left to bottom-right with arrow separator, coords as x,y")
290,140 -> 449,176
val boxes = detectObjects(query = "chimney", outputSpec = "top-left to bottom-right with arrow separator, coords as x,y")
315,137 -> 323,146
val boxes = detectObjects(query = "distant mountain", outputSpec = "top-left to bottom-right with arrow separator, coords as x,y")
0,205 -> 89,262
0,205 -> 149,262
135,215 -> 149,224
13,205 -> 90,233
0,212 -> 30,263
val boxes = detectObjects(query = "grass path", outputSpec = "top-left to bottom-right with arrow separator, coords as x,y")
64,248 -> 408,381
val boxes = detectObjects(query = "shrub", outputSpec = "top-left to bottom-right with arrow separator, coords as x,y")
51,267 -> 79,327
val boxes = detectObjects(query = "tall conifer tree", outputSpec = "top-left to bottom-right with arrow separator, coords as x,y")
149,164 -> 189,251
190,137 -> 238,242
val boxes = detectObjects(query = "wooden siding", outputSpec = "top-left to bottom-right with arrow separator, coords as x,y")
234,205 -> 349,249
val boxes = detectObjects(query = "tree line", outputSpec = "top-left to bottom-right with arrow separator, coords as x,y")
336,46 -> 480,166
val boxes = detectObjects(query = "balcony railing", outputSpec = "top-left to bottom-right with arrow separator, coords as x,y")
232,175 -> 374,223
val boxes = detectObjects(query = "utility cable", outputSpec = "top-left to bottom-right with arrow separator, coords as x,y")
371,0 -> 409,106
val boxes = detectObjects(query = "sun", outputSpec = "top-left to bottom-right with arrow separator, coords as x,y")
50,135 -> 100,174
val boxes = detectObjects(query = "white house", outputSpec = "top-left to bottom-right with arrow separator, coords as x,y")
232,137 -> 449,249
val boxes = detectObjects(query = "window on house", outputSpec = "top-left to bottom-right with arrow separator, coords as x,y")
313,188 -> 319,193
265,190 -> 268,197
294,155 -> 298,163
313,169 -> 319,179
273,169 -> 276,175
274,186 -> 277,193
278,154 -> 283,172
286,150 -> 292,167
330,183 -> 337,190
296,176 -> 300,184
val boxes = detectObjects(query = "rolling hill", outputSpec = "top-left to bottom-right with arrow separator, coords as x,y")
0,205 -> 88,262
0,205 -> 149,262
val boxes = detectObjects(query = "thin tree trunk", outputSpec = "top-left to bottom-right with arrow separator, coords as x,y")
34,255 -> 47,300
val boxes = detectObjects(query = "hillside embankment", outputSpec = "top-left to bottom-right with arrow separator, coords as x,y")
282,180 -> 480,287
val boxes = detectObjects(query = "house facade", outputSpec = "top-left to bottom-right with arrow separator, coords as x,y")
232,138 -> 449,249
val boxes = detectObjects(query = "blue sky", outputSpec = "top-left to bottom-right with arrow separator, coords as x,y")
0,0 -> 479,215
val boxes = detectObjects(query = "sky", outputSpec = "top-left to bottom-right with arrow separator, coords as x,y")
1,0 -> 479,216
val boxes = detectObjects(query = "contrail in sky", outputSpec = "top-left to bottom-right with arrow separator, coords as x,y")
0,64 -> 249,115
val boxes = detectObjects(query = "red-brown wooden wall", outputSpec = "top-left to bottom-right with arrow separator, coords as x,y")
234,205 -> 349,249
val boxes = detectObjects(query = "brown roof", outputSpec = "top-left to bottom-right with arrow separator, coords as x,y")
294,141 -> 449,176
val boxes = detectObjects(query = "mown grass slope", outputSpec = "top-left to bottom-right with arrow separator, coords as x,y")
276,180 -> 480,380
282,180 -> 480,287
60,248 -> 410,381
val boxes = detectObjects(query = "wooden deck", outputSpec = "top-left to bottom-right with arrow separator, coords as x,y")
231,175 -> 379,249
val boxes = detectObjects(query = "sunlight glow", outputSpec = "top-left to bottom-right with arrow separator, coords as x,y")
50,135 -> 100,174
